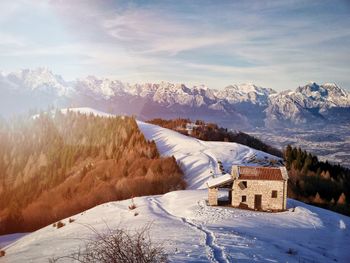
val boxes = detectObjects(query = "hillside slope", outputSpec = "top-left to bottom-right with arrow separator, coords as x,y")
1,108 -> 349,262
2,190 -> 349,262
0,111 -> 185,234
137,121 -> 280,189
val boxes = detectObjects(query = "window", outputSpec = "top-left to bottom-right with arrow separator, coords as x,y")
238,181 -> 247,190
271,190 -> 277,198
241,195 -> 247,202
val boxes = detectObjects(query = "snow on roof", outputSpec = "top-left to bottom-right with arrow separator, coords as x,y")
206,173 -> 233,188
280,166 -> 289,180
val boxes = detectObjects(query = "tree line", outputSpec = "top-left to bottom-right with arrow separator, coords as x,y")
0,111 -> 185,234
285,145 -> 349,215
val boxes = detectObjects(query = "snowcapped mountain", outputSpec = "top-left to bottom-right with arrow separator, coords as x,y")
0,68 -> 349,128
215,83 -> 276,106
0,68 -> 72,116
295,82 -> 350,109
265,82 -> 350,126
75,76 -> 127,100
75,79 -> 221,109
69,77 -> 252,127
2,68 -> 73,96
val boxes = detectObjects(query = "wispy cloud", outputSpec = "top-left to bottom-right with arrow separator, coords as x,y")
0,0 -> 349,90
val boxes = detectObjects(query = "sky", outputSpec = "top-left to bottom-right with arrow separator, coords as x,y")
0,0 -> 350,91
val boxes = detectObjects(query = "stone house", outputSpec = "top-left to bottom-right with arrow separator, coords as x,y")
207,165 -> 288,211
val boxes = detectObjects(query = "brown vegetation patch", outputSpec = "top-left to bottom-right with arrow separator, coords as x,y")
0,112 -> 185,235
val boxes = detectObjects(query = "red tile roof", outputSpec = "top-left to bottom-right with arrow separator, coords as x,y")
238,166 -> 284,181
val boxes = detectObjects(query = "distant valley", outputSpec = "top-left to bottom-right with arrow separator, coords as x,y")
1,68 -> 349,167
249,123 -> 350,168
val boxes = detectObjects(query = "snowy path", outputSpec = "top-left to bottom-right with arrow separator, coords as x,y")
148,196 -> 228,263
182,218 -> 229,263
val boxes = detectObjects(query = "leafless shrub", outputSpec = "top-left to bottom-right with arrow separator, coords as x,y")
50,223 -> 168,263
56,221 -> 65,229
0,250 -> 5,257
286,248 -> 297,255
69,218 -> 75,223
128,198 -> 137,210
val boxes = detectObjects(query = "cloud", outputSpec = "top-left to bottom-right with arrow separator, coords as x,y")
0,33 -> 29,48
100,8 -> 238,55
0,0 -> 349,90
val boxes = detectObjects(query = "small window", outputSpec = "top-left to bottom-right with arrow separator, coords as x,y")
271,190 -> 278,198
238,181 -> 248,190
241,195 -> 247,202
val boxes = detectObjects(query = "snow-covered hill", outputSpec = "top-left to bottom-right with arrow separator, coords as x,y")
2,191 -> 349,262
35,107 -> 281,189
1,108 -> 349,262
137,121 -> 281,189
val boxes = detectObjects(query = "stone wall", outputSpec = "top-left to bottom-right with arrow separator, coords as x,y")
231,179 -> 286,211
283,180 -> 287,209
208,188 -> 218,206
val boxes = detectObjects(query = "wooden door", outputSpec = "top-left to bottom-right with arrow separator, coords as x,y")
254,195 -> 262,210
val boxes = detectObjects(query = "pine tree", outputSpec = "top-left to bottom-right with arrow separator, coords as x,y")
285,145 -> 293,169
302,153 -> 312,174
313,192 -> 324,204
337,193 -> 346,205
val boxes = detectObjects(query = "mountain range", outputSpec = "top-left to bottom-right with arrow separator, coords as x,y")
1,68 -> 349,129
